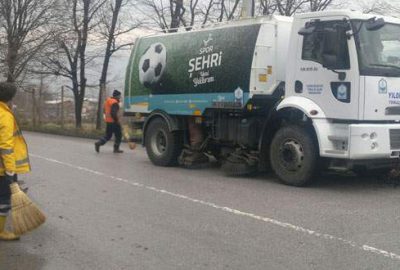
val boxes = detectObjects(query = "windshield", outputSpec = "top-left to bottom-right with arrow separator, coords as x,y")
353,21 -> 400,77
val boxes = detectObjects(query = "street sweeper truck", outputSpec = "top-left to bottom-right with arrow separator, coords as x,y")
124,10 -> 400,186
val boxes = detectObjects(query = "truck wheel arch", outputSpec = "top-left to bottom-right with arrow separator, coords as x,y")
276,96 -> 326,119
143,110 -> 186,145
258,98 -> 324,169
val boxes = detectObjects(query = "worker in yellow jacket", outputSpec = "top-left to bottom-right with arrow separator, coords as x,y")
0,82 -> 30,241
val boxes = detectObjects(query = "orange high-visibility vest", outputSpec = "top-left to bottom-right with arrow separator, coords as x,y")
104,97 -> 119,123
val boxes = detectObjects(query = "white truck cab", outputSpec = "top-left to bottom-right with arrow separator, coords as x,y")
280,10 -> 400,162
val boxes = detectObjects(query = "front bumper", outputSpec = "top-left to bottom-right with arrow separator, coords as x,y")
349,124 -> 400,159
315,120 -> 400,160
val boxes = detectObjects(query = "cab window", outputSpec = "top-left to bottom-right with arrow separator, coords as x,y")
302,21 -> 350,70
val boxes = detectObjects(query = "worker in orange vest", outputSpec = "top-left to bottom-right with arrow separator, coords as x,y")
95,90 -> 123,153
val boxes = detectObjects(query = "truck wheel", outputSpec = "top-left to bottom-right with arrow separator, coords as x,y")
270,125 -> 318,186
145,118 -> 183,166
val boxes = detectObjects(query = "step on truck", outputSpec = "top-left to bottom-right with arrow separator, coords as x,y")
124,10 -> 400,186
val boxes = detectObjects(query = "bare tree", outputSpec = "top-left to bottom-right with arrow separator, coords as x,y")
275,0 -> 309,16
140,0 -> 169,32
139,0 -> 184,32
170,0 -> 184,31
258,0 -> 277,15
95,0 -> 140,129
41,0 -> 107,128
309,0 -> 334,11
224,0 -> 241,21
187,0 -> 200,27
201,0 -> 216,24
140,0 -> 223,32
0,0 -> 57,83
356,0 -> 400,15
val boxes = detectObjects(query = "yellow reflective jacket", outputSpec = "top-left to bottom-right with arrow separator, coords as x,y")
0,102 -> 30,175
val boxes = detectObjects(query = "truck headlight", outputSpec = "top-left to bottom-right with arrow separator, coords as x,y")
371,142 -> 378,150
361,133 -> 369,139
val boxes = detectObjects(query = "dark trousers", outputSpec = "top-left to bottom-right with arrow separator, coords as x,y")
0,176 -> 11,216
98,123 -> 122,148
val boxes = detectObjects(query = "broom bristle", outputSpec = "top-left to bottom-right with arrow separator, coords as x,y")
10,183 -> 46,235
128,142 -> 136,150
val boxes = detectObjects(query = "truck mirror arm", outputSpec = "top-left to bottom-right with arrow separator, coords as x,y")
323,54 -> 346,80
329,69 -> 346,81
346,22 -> 363,39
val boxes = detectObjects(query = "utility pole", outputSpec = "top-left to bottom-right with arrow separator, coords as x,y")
61,86 -> 65,129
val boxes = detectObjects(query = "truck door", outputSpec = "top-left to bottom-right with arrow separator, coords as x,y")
290,18 -> 359,120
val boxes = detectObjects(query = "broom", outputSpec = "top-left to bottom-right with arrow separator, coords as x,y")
122,124 -> 137,150
10,182 -> 46,235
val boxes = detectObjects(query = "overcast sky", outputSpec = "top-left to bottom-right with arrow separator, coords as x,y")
44,0 -> 400,100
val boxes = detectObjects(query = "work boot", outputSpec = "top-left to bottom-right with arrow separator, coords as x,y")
95,141 -> 101,153
0,216 -> 19,241
113,144 -> 123,153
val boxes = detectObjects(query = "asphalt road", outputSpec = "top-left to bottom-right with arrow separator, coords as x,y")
2,132 -> 400,270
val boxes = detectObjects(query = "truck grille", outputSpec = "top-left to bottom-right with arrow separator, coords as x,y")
386,107 -> 400,115
390,129 -> 400,149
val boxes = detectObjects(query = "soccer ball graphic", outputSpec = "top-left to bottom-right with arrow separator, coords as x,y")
139,43 -> 166,88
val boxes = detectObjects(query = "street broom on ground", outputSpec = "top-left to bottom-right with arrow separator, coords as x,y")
10,182 -> 46,235
122,124 -> 137,150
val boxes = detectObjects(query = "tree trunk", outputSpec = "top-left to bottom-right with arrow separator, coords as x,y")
170,0 -> 183,31
96,0 -> 123,130
6,42 -> 17,83
71,79 -> 82,128
77,1 -> 90,130
74,93 -> 83,129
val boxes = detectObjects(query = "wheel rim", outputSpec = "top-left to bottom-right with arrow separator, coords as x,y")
150,129 -> 168,156
278,139 -> 304,172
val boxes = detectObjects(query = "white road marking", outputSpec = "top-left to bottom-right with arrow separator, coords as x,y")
31,153 -> 400,262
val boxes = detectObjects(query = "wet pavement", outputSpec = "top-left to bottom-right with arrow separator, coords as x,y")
2,132 -> 400,270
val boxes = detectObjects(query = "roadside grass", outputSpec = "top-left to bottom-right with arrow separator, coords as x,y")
21,123 -> 105,139
20,121 -> 143,142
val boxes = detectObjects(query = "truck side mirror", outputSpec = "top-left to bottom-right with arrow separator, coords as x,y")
366,17 -> 385,31
298,26 -> 315,36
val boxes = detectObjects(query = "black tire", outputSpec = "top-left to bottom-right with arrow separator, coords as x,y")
145,118 -> 183,166
270,125 -> 319,186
